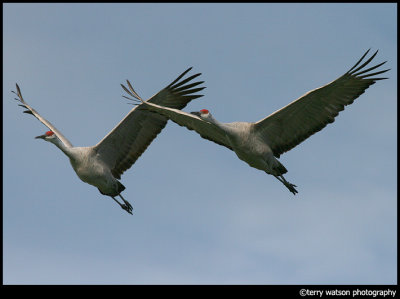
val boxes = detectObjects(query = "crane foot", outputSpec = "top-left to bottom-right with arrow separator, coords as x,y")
119,194 -> 133,214
284,182 -> 298,195
121,203 -> 133,215
111,196 -> 133,215
274,175 -> 298,195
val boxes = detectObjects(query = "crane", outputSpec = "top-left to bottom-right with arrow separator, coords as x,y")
133,50 -> 389,195
13,68 -> 205,214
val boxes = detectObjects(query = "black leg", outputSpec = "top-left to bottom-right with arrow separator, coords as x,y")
111,196 -> 133,215
274,175 -> 298,195
119,193 -> 133,213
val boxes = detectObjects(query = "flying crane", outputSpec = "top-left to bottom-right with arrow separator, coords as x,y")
134,50 -> 389,194
13,68 -> 205,214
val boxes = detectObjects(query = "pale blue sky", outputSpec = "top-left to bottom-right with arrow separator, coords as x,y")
3,3 -> 396,284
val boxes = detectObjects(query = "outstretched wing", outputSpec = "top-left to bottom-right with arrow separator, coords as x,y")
254,49 -> 389,158
13,84 -> 73,148
95,68 -> 205,179
139,102 -> 232,151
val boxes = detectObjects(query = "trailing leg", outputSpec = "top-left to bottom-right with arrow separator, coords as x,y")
111,195 -> 133,214
274,175 -> 298,195
119,193 -> 133,213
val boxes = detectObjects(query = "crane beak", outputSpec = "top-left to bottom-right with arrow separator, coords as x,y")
35,134 -> 46,139
191,112 -> 201,117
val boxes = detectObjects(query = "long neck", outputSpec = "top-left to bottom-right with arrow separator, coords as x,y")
50,137 -> 75,159
207,114 -> 224,127
207,115 -> 235,134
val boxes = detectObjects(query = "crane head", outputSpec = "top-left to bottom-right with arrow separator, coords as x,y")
35,130 -> 56,141
191,109 -> 210,118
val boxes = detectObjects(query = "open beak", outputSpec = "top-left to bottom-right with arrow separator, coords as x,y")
35,134 -> 46,139
191,112 -> 201,117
